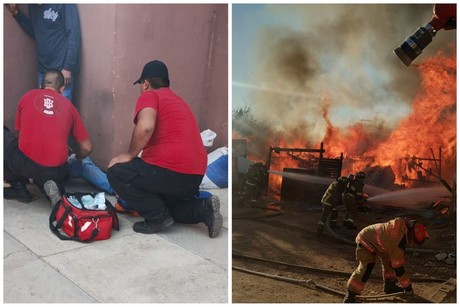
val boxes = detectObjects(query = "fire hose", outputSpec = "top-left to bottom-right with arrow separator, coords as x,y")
232,251 -> 448,283
232,265 -> 414,302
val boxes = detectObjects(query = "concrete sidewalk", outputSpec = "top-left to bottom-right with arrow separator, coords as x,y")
3,179 -> 228,303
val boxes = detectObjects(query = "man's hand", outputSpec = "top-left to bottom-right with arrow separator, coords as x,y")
7,4 -> 18,15
108,153 -> 134,168
61,69 -> 72,87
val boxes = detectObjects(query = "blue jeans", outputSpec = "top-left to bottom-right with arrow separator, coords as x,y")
68,157 -> 115,195
38,72 -> 74,102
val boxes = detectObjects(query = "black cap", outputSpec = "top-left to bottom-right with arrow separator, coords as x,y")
133,60 -> 169,85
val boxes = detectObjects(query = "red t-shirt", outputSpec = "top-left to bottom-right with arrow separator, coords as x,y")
14,89 -> 89,167
134,88 -> 207,175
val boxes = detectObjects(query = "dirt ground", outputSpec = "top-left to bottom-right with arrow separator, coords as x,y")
232,195 -> 456,303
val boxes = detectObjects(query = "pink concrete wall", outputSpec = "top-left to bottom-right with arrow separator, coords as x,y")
4,4 -> 228,170
3,4 -> 36,129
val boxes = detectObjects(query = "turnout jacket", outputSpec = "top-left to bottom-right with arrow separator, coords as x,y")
321,177 -> 348,207
344,179 -> 364,203
356,217 -> 411,287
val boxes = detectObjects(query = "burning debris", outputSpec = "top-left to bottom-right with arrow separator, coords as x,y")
233,52 -> 456,209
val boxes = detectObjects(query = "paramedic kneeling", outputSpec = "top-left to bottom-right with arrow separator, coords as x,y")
107,60 -> 222,238
4,69 -> 91,206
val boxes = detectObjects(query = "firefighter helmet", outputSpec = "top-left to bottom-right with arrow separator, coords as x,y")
355,172 -> 366,180
404,218 -> 430,246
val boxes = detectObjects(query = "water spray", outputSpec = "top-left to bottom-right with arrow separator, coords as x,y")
366,186 -> 451,209
269,170 -> 451,209
268,170 -> 334,185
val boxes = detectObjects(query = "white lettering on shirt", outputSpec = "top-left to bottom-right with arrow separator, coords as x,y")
43,97 -> 54,115
43,8 -> 59,22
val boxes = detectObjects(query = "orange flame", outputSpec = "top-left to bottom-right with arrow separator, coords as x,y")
367,52 -> 456,184
316,52 -> 456,186
234,52 -> 456,194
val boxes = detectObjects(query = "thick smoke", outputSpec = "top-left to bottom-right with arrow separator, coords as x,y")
240,4 -> 456,150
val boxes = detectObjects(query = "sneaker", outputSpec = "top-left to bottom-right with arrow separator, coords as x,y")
44,180 -> 62,208
4,183 -> 32,203
115,202 -> 140,217
133,217 -> 174,234
204,195 -> 223,238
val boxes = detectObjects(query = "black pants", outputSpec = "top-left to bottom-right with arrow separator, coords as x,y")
107,158 -> 206,224
4,128 -> 68,193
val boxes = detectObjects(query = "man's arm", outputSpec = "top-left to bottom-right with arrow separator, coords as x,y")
127,107 -> 156,157
62,4 -> 81,86
108,107 -> 156,168
75,138 -> 92,160
7,4 -> 35,38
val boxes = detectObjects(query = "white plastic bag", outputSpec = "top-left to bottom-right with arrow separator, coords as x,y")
201,129 -> 217,147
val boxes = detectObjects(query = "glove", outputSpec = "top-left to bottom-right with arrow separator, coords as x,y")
403,284 -> 413,296
363,193 -> 370,201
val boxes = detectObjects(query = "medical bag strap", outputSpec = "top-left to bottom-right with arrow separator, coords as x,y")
105,200 -> 120,230
49,199 -> 75,241
48,199 -> 100,242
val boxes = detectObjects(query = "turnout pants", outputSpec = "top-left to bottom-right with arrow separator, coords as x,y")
347,244 -> 397,294
343,193 -> 358,224
4,128 -> 68,193
107,158 -> 205,224
319,202 -> 339,226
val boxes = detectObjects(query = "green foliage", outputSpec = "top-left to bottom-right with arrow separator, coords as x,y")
232,106 -> 252,119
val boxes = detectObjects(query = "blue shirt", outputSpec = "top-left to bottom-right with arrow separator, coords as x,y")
15,4 -> 81,74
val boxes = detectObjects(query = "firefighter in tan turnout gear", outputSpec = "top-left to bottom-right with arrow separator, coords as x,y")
343,217 -> 430,303
343,171 -> 366,229
317,175 -> 349,234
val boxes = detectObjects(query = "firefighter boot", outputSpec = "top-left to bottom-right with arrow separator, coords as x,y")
344,219 -> 357,229
343,290 -> 358,303
4,180 -> 32,203
384,280 -> 404,294
330,209 -> 339,229
317,221 -> 325,234
330,221 -> 339,229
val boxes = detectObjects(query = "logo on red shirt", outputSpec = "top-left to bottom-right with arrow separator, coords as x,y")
35,94 -> 61,116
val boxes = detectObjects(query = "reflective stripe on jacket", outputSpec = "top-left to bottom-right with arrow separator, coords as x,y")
355,218 -> 407,268
321,180 -> 346,207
